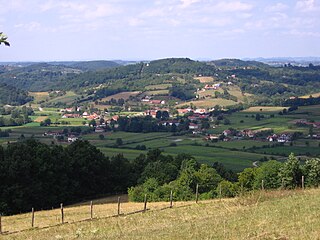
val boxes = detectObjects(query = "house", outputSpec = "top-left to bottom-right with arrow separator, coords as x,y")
112,115 -> 119,121
241,129 -> 255,138
82,111 -> 89,117
195,108 -> 207,114
277,133 -> 291,143
267,134 -> 278,142
161,120 -> 180,126
65,108 -> 74,112
67,135 -> 78,143
222,129 -> 232,136
189,123 -> 200,130
144,110 -> 158,118
150,100 -> 162,104
204,84 -> 217,90
87,113 -> 100,120
205,134 -> 220,141
95,127 -> 105,133
62,114 -> 80,118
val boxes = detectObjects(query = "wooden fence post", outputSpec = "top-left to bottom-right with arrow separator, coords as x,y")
90,201 -> 93,219
302,176 -> 305,190
219,183 -> 222,200
0,214 -> 2,234
195,184 -> 199,203
60,203 -> 64,224
282,178 -> 285,190
261,180 -> 264,191
117,197 -> 121,216
31,208 -> 35,228
143,194 -> 147,212
170,190 -> 173,208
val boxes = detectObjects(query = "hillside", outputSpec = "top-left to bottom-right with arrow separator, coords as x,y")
2,189 -> 320,239
0,83 -> 33,105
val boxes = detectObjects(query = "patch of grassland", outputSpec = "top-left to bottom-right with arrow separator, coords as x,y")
3,189 -> 320,239
242,106 -> 288,113
144,90 -> 170,96
145,84 -> 172,90
29,92 -> 49,102
194,76 -> 215,83
101,91 -> 141,101
179,98 -> 237,108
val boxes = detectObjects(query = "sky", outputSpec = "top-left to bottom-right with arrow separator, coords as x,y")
0,0 -> 320,61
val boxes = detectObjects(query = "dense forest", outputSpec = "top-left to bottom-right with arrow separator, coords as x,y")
0,83 -> 33,105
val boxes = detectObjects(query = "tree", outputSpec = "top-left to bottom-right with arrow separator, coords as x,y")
254,160 -> 282,189
304,158 -> 320,187
0,32 -> 10,46
238,167 -> 257,190
116,138 -> 123,146
279,153 -> 302,189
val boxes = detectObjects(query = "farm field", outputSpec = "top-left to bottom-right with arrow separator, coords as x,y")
101,91 -> 141,101
3,189 -> 320,239
178,98 -> 237,108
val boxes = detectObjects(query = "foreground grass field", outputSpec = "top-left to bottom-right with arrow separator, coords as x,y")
2,189 -> 320,239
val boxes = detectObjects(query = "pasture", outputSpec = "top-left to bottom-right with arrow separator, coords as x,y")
101,91 -> 141,101
3,189 -> 320,239
194,76 -> 215,83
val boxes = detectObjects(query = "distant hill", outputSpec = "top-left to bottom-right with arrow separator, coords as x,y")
68,60 -> 120,71
210,58 -> 269,68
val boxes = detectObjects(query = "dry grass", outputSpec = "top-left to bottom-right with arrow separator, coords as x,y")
178,98 -> 237,108
145,84 -> 172,90
194,76 -> 215,83
101,92 -> 141,101
300,92 -> 320,98
29,92 -> 49,102
33,116 -> 48,123
242,106 -> 287,113
144,90 -> 170,96
2,189 -> 320,239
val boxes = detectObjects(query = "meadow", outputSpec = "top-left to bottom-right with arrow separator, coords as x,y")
2,189 -> 320,239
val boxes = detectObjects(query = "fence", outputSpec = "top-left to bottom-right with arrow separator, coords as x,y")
0,191 -> 193,236
0,176 -> 307,236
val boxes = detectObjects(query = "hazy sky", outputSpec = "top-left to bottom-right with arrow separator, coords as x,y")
1,0 -> 320,61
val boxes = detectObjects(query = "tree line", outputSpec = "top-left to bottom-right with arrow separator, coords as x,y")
128,153 -> 320,201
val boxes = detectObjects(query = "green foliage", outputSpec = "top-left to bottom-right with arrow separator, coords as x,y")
0,83 -> 33,105
254,160 -> 282,189
0,32 -> 10,46
279,153 -> 302,189
304,158 -> 320,187
238,167 -> 257,191
217,180 -> 238,198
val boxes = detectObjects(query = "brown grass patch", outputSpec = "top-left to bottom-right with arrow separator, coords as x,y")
194,76 -> 215,83
101,91 -> 141,101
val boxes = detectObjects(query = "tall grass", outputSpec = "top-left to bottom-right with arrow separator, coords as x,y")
2,189 -> 320,239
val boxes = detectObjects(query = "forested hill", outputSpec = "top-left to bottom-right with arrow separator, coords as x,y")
0,83 -> 33,105
0,58 -> 319,98
210,58 -> 269,68
67,60 -> 120,71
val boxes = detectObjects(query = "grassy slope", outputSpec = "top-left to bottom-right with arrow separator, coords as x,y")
2,189 -> 320,239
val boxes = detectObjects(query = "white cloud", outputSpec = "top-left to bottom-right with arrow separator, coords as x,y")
180,0 -> 201,8
287,29 -> 320,37
215,1 -> 253,12
14,21 -> 42,32
265,3 -> 289,12
296,0 -> 319,11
